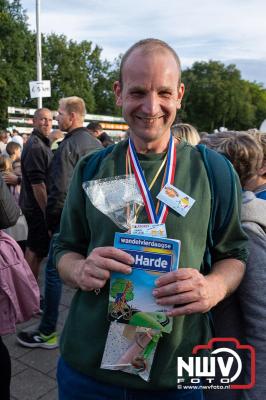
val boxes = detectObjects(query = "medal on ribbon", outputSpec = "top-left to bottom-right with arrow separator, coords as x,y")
128,135 -> 176,224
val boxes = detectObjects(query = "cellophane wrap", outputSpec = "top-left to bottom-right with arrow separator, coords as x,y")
82,175 -> 143,230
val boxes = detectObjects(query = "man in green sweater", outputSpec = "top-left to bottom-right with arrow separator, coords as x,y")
54,39 -> 248,399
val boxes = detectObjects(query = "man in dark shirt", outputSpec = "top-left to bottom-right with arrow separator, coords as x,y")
17,97 -> 102,349
20,108 -> 53,279
87,121 -> 114,147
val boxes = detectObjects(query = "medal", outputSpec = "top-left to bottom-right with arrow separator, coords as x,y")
128,135 -> 176,224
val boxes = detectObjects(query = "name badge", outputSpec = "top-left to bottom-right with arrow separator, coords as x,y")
157,184 -> 195,217
130,223 -> 167,237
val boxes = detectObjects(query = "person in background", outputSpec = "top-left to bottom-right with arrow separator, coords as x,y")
0,130 -> 9,154
248,131 -> 266,200
0,174 -> 20,400
171,123 -> 200,145
87,121 -> 114,147
22,133 -> 29,145
0,155 -> 13,177
201,131 -> 266,400
11,134 -> 24,149
49,129 -> 64,153
19,108 -> 53,280
2,142 -> 22,188
0,149 -> 27,252
6,141 -> 21,161
17,97 -> 102,349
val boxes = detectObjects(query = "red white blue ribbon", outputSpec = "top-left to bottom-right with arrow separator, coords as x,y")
128,135 -> 176,224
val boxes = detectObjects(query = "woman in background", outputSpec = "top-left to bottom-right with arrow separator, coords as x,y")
0,174 -> 20,400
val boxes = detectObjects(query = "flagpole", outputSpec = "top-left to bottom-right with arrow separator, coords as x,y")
36,0 -> 42,108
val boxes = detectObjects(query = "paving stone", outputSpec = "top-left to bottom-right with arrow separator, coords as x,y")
60,285 -> 75,307
39,387 -> 58,400
11,358 -> 28,376
16,316 -> 42,331
57,307 -> 70,325
4,336 -> 33,359
18,347 -> 60,374
47,367 -> 57,380
10,369 -> 56,400
7,278 -> 72,399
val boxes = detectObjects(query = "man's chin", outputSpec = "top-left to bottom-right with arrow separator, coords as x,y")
131,128 -> 168,142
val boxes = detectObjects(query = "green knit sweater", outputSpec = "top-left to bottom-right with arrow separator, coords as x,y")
54,140 -> 248,390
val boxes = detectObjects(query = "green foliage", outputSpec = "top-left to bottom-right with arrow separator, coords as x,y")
1,1 -> 265,131
42,34 -> 96,111
0,0 -> 119,127
182,61 -> 266,132
0,0 -> 35,126
110,278 -> 134,302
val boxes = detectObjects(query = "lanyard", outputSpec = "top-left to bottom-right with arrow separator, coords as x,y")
128,135 -> 177,223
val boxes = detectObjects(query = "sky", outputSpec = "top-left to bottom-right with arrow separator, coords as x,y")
20,0 -> 266,86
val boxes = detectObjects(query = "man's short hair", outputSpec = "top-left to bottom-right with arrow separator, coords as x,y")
87,121 -> 102,132
59,97 -> 86,117
34,108 -> 52,119
119,38 -> 182,87
6,141 -> 21,156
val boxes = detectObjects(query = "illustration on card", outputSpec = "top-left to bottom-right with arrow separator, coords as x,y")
108,233 -> 181,329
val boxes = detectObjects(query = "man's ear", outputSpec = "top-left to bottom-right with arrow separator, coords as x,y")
113,81 -> 123,107
176,83 -> 185,110
70,111 -> 76,121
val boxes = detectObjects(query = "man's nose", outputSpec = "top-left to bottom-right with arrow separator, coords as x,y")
142,93 -> 160,115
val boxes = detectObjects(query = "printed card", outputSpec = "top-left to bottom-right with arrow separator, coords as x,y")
157,184 -> 195,217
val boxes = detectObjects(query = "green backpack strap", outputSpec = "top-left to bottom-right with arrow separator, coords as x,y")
82,145 -> 115,183
196,144 -> 236,274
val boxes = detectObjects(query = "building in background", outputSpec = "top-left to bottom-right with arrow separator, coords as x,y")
7,107 -> 128,143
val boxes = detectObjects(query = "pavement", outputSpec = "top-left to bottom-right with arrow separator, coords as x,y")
3,262 -> 75,400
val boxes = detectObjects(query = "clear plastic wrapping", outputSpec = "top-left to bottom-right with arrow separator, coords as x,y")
101,322 -> 161,381
83,175 -> 144,230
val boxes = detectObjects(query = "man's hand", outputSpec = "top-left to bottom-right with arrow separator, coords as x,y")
153,268 -> 215,317
153,259 -> 245,317
71,247 -> 134,291
2,172 -> 19,186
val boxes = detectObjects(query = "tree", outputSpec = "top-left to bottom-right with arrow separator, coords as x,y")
181,61 -> 266,132
41,34 -> 120,115
0,0 -> 119,126
110,278 -> 134,302
92,55 -> 121,116
0,0 -> 35,126
42,35 -> 95,111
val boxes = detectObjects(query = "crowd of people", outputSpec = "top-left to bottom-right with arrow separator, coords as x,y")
0,38 -> 265,400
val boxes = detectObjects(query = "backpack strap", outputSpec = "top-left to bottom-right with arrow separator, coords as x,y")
196,144 -> 236,274
82,145 -> 115,183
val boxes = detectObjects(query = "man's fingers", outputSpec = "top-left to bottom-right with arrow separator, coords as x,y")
79,276 -> 107,291
153,280 -> 194,298
85,264 -> 110,281
156,291 -> 199,306
97,256 -> 132,274
92,246 -> 134,266
155,268 -> 197,287
167,302 -> 205,317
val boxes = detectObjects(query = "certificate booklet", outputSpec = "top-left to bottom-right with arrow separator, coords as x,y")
108,233 -> 181,327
